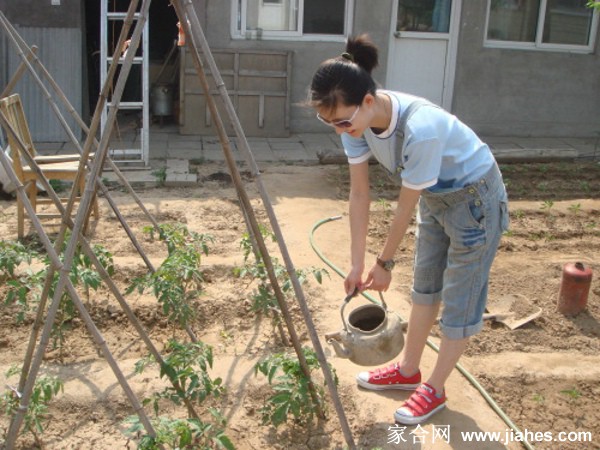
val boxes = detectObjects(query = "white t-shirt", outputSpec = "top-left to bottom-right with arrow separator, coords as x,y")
341,90 -> 495,192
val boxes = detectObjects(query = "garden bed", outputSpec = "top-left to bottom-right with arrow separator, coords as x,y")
0,161 -> 599,449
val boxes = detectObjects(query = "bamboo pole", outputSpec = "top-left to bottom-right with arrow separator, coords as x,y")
0,11 -> 158,267
1,11 -> 199,346
0,3 -> 161,398
0,12 -> 161,233
175,2 -> 356,447
175,0 -> 322,400
0,112 -> 158,448
173,0 -> 330,422
1,1 -> 164,446
0,109 -> 201,422
0,0 -> 149,389
0,13 -> 201,428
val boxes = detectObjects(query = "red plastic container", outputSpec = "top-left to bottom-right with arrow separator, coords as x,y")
177,22 -> 185,47
557,262 -> 593,316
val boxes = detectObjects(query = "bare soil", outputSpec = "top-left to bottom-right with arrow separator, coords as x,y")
0,161 -> 599,450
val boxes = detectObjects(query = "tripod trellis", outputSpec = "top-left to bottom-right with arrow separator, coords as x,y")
172,1 -> 356,448
0,1 -> 357,448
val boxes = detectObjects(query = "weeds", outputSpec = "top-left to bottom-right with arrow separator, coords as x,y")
579,181 -> 591,193
49,179 -> 68,193
375,198 -> 392,214
532,393 -> 545,404
151,167 -> 167,186
513,209 -> 525,220
560,388 -> 581,400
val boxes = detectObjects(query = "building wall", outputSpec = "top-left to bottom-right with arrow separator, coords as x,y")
1,0 -> 81,28
190,0 -> 394,134
453,2 -> 600,138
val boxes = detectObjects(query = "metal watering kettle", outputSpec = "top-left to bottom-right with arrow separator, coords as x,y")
325,291 -> 405,366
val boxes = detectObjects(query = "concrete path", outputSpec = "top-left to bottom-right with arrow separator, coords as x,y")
35,127 -> 599,187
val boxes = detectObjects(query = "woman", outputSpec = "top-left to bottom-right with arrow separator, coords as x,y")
308,34 -> 509,425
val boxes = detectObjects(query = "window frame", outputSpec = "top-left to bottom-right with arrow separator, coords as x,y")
484,0 -> 599,53
231,0 -> 354,41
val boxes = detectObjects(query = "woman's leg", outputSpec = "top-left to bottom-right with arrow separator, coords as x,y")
398,302 -> 441,376
426,336 -> 469,393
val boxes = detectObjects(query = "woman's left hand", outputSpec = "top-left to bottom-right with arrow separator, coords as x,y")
364,263 -> 392,292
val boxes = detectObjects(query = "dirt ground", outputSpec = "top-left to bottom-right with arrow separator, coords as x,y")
0,160 -> 599,450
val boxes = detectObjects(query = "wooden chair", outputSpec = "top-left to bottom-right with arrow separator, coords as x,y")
0,93 -> 98,238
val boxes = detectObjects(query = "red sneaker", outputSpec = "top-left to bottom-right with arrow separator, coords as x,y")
356,363 -> 421,391
394,383 -> 446,425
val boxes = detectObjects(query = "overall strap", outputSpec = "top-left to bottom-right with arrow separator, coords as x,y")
393,99 -> 431,174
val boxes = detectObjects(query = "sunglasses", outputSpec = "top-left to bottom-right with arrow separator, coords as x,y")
316,105 -> 360,128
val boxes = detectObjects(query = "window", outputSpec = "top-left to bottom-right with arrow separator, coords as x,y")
396,0 -> 452,33
485,0 -> 598,52
234,0 -> 352,40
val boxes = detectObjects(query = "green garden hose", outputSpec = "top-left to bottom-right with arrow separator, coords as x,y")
309,215 -> 534,450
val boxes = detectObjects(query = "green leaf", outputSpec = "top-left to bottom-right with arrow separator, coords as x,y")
271,403 -> 289,426
270,392 -> 291,405
215,434 -> 236,450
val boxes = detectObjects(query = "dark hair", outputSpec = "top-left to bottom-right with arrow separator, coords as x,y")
309,34 -> 379,112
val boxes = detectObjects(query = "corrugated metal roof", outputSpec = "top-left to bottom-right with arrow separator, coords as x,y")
7,26 -> 82,142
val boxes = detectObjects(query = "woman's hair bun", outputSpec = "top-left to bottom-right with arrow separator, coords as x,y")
345,34 -> 379,75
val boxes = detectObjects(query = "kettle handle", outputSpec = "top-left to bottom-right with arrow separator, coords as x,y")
340,289 -> 388,332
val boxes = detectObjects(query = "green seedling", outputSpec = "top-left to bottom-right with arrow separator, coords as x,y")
0,240 -> 33,279
128,338 -> 233,449
135,339 -> 223,417
255,347 -> 337,428
569,203 -> 582,215
0,366 -> 63,447
1,238 -> 113,350
128,224 -> 213,330
235,228 -> 328,321
123,412 -> 234,450
540,200 -> 554,211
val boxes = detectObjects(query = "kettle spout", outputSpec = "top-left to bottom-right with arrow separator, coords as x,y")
325,332 -> 351,359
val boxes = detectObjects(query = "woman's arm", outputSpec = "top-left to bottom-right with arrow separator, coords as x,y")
364,185 -> 422,291
345,161 -> 371,294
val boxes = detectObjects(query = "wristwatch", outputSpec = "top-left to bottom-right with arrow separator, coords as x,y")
376,256 -> 395,272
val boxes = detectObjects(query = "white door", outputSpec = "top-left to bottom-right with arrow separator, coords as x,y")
386,0 -> 461,108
